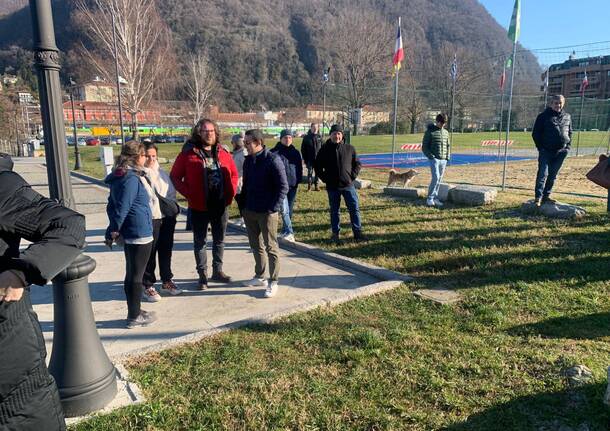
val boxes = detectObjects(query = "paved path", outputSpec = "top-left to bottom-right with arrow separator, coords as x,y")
13,159 -> 405,360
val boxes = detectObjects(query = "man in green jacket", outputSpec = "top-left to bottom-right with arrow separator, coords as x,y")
422,113 -> 450,207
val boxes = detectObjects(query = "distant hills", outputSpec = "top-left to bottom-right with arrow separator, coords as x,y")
0,0 -> 541,112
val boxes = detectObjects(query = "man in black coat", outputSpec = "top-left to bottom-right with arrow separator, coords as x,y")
300,123 -> 322,191
315,124 -> 367,243
0,153 -> 86,430
531,94 -> 572,206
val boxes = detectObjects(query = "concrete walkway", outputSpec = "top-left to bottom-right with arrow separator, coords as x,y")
13,159 -> 407,361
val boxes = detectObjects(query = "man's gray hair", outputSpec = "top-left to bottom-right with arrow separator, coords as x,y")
550,94 -> 565,104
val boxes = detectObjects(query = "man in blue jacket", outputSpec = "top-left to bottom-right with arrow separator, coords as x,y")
241,129 -> 288,298
532,94 -> 572,206
271,129 -> 303,242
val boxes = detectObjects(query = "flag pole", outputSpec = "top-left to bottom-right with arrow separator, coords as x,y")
391,70 -> 399,169
391,17 -> 401,170
497,59 -> 506,161
501,41 -> 518,191
576,90 -> 585,157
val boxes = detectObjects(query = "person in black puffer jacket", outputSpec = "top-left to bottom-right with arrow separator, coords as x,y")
315,124 -> 366,243
301,123 -> 322,191
531,94 -> 572,206
0,153 -> 86,431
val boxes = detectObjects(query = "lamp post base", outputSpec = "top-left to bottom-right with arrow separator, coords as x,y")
49,254 -> 117,417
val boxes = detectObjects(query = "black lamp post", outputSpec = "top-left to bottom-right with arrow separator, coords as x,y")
29,0 -> 117,417
69,77 -> 82,170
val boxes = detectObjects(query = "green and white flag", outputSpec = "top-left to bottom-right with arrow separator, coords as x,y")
507,0 -> 521,43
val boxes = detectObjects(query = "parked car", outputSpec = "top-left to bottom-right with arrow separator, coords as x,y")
100,136 -> 120,145
151,135 -> 169,143
66,137 -> 86,146
85,137 -> 100,146
168,136 -> 185,143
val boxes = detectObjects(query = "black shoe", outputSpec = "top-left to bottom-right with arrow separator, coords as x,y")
198,276 -> 208,290
126,310 -> 157,329
534,197 -> 542,207
211,271 -> 232,283
330,232 -> 341,244
541,196 -> 557,205
354,232 -> 369,242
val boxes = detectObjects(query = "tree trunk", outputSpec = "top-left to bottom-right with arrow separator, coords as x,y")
130,112 -> 139,141
410,116 -> 416,134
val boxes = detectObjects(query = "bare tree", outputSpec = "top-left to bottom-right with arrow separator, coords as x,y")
74,0 -> 174,139
185,56 -> 216,123
323,9 -> 392,133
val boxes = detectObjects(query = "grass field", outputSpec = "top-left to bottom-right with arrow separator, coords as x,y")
68,136 -> 610,430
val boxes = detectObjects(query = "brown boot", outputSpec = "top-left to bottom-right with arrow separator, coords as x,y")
314,184 -> 320,191
307,183 -> 312,191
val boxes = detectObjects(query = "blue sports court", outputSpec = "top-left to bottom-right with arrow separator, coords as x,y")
359,152 -> 533,169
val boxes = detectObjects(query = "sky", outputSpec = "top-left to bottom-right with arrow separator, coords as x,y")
478,0 -> 610,65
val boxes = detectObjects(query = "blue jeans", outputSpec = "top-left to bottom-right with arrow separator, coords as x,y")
535,149 -> 568,199
428,158 -> 447,200
327,185 -> 362,235
280,186 -> 298,235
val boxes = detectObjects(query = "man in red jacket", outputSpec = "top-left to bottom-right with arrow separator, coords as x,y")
170,119 -> 238,290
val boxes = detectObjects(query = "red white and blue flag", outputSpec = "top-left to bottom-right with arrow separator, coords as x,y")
393,19 -> 404,72
580,70 -> 589,95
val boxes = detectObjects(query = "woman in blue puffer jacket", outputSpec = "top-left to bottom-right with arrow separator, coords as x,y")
105,140 -> 157,329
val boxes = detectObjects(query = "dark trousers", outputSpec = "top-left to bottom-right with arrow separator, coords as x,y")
124,242 -> 153,319
157,216 -> 177,282
534,149 -> 568,199
142,217 -> 176,285
0,291 -> 65,430
306,162 -> 318,186
192,207 -> 228,282
142,218 -> 162,287
327,185 -> 362,235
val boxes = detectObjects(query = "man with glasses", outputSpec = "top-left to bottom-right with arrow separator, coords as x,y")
241,129 -> 288,298
532,94 -> 572,206
170,119 -> 238,290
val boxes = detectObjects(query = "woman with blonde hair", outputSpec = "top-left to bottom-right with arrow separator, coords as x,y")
105,140 -> 157,328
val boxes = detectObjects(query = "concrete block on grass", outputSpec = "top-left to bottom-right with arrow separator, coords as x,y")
383,187 -> 427,199
437,183 -> 456,202
521,200 -> 586,220
448,185 -> 497,206
354,178 -> 372,189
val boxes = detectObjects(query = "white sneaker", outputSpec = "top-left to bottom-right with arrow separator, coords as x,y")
142,286 -> 162,302
426,198 -> 435,207
283,233 -> 295,242
265,280 -> 279,298
433,199 -> 444,207
242,277 -> 266,287
239,218 -> 245,227
160,280 -> 183,296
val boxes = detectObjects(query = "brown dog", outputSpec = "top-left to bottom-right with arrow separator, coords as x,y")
387,168 -> 418,187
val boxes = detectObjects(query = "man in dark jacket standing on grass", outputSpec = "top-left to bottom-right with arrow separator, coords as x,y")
271,129 -> 303,242
422,113 -> 451,208
241,129 -> 288,298
315,124 -> 366,243
532,94 -> 572,206
301,123 -> 322,191
0,153 -> 86,430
